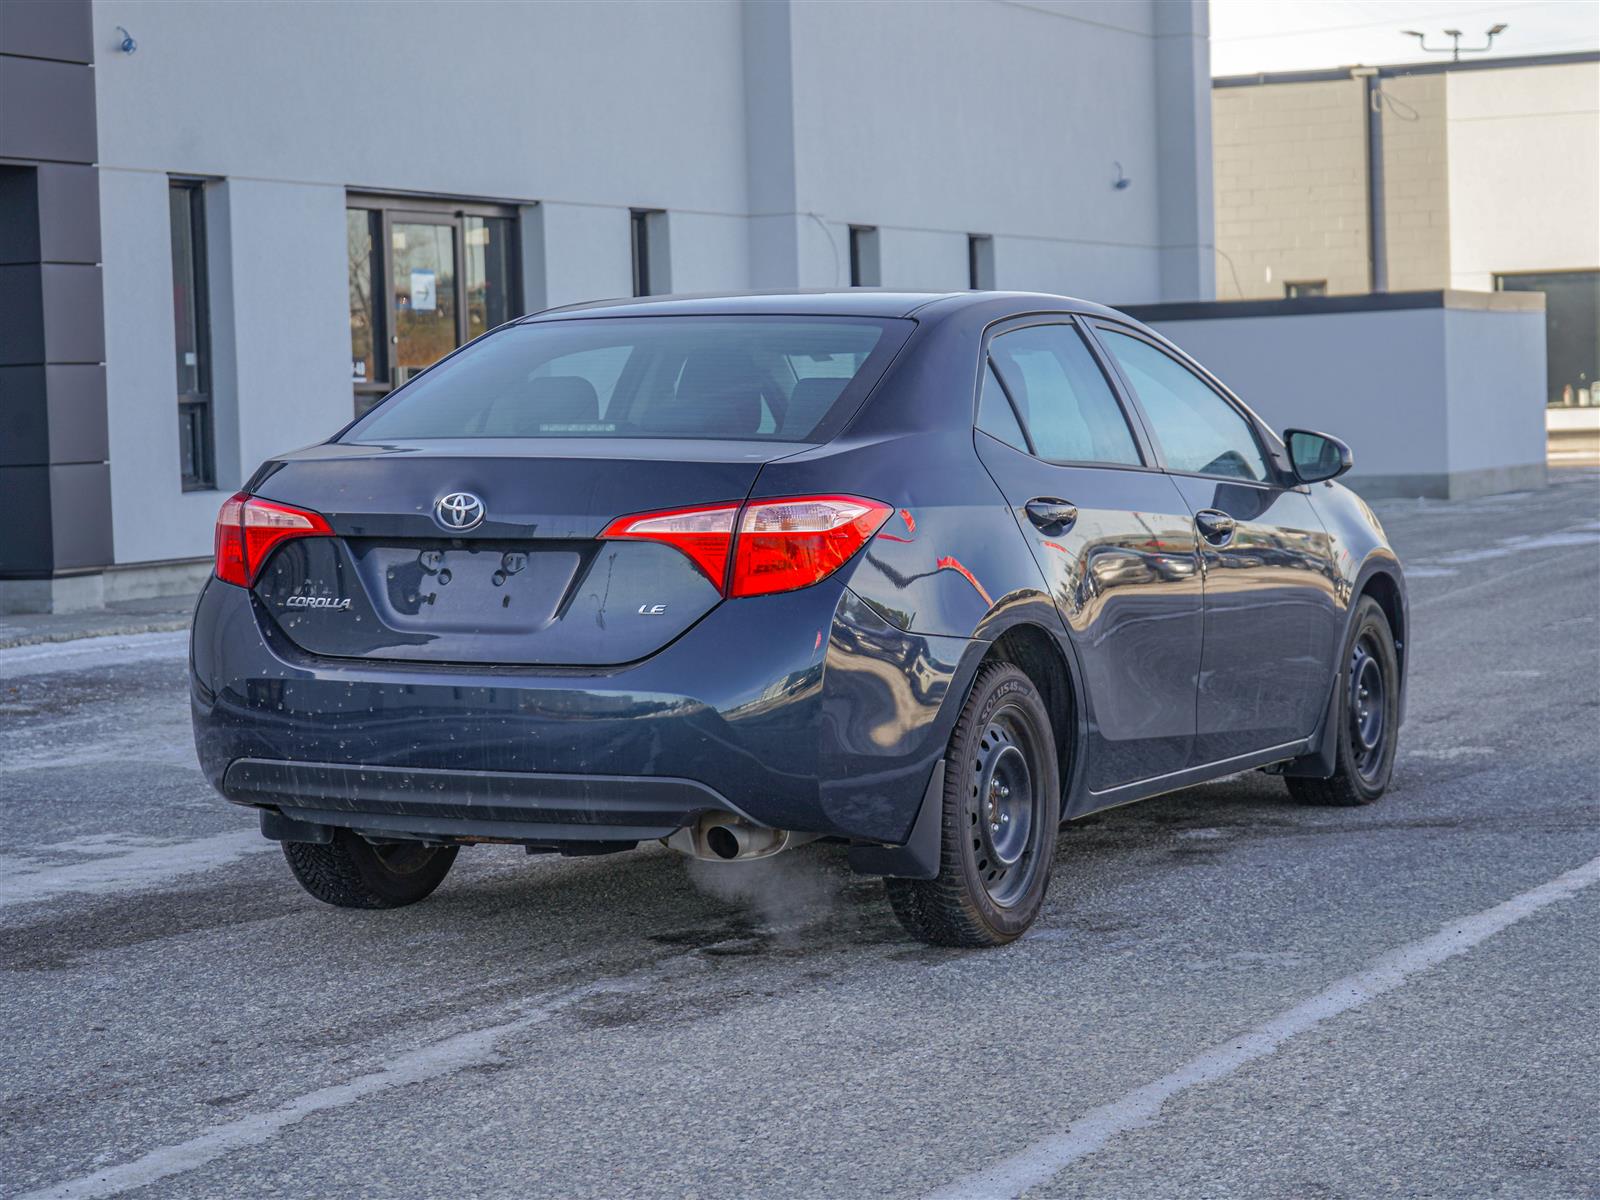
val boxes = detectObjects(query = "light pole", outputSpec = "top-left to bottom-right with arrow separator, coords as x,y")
1401,24 -> 1508,62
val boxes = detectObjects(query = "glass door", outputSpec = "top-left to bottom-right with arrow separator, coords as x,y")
391,218 -> 460,388
347,196 -> 522,415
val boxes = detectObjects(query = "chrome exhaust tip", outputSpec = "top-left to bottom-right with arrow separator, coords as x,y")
664,812 -> 816,862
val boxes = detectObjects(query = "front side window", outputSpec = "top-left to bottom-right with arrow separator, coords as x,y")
169,180 -> 214,490
1098,328 -> 1270,482
347,316 -> 912,444
987,324 -> 1141,466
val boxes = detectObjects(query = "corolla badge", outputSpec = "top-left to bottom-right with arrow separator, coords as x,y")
435,491 -> 486,531
286,595 -> 351,610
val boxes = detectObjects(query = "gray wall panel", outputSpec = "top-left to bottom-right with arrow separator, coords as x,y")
35,163 -> 102,263
0,0 -> 94,64
0,55 -> 97,163
39,263 -> 106,365
46,461 -> 113,569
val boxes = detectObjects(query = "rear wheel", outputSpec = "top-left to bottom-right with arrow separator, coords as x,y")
1286,596 -> 1399,807
886,662 -> 1060,947
282,829 -> 458,908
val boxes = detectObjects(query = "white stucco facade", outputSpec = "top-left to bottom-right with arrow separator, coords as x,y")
1444,62 -> 1600,292
86,0 -> 1215,573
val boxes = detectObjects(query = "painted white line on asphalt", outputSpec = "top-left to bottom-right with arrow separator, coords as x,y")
13,949 -> 712,1200
0,630 -> 188,680
0,830 -> 271,911
926,853 -> 1600,1200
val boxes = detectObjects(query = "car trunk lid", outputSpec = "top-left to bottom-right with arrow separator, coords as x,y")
247,438 -> 789,667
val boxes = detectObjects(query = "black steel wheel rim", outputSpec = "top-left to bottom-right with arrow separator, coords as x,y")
1348,633 -> 1387,779
967,704 -> 1040,908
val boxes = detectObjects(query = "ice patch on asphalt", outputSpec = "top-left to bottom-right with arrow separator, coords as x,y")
0,828 -> 271,911
0,630 -> 187,681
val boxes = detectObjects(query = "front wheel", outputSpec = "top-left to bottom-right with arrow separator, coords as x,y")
885,661 -> 1060,947
282,829 -> 458,909
1286,596 -> 1400,807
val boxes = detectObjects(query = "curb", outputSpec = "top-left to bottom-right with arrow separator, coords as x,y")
0,617 -> 191,652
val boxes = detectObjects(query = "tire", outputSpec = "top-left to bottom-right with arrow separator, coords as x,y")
1286,596 -> 1400,807
282,828 -> 458,909
885,661 -> 1060,947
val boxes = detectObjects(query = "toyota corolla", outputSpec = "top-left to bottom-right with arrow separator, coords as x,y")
190,291 -> 1407,946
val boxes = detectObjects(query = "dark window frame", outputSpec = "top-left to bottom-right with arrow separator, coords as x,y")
170,178 -> 215,492
968,234 -> 994,290
848,225 -> 879,287
346,193 -> 522,415
630,208 -> 664,297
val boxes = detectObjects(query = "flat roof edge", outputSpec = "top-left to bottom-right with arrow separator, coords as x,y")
1122,290 -> 1544,323
1214,49 -> 1599,88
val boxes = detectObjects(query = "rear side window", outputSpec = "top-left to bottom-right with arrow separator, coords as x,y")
988,324 -> 1141,465
976,362 -> 1028,452
1097,329 -> 1270,482
346,316 -> 913,443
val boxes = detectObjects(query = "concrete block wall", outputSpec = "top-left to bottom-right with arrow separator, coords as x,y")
1212,78 -> 1369,298
1378,73 -> 1449,291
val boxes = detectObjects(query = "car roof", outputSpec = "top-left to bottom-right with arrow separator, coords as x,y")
521,290 -> 1131,323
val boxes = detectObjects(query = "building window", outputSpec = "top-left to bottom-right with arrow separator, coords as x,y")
1496,270 -> 1599,407
631,209 -> 668,297
346,195 -> 522,414
1284,280 -> 1327,299
849,225 -> 880,287
968,234 -> 995,290
169,180 -> 214,491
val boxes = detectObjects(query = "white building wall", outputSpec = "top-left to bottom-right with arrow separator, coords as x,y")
89,0 -> 1210,568
1445,62 -> 1600,290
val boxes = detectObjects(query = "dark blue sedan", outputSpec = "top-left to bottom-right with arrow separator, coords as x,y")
190,291 -> 1407,946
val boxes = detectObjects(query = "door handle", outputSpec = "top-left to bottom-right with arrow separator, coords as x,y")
1025,499 -> 1078,531
1195,509 -> 1237,546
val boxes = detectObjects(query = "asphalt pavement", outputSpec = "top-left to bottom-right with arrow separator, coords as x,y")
2,469 -> 1597,1200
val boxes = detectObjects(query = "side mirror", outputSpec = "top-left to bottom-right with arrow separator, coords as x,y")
1283,429 -> 1353,484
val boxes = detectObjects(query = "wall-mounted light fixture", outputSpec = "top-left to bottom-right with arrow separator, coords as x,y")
115,26 -> 137,54
1112,162 -> 1131,191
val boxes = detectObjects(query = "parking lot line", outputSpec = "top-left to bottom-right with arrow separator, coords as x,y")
924,852 -> 1600,1200
11,939 -> 745,1200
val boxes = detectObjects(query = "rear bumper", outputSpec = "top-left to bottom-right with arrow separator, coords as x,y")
225,758 -> 746,843
191,577 -> 979,846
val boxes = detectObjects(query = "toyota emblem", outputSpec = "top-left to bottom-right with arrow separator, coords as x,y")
435,491 -> 486,531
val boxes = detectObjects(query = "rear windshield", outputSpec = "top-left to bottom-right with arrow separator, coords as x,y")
345,315 -> 912,443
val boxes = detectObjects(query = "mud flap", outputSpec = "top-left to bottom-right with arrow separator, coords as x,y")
846,760 -> 945,880
1276,669 -> 1341,779
260,809 -> 334,843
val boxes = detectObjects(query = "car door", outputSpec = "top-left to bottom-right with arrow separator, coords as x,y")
973,318 -> 1204,792
1091,322 -> 1341,764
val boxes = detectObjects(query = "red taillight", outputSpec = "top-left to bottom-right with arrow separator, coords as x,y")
213,492 -> 334,587
600,494 -> 891,599
599,502 -> 740,588
730,496 -> 892,597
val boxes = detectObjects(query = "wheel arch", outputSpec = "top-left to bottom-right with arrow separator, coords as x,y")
1349,557 -> 1408,726
983,620 -> 1082,809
